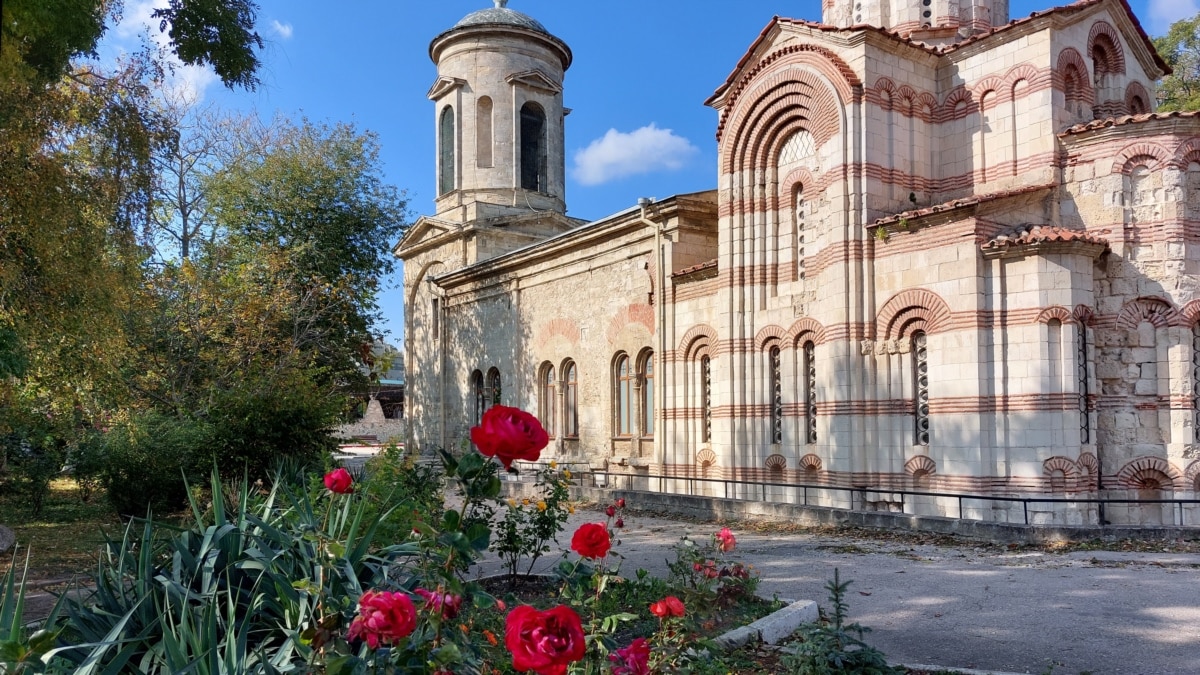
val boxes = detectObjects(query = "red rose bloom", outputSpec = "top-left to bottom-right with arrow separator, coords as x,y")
415,587 -> 463,619
649,595 -> 685,618
715,527 -> 737,552
347,590 -> 416,649
470,405 -> 549,470
616,498 -> 626,508
570,522 -> 611,559
609,637 -> 650,675
323,468 -> 354,494
505,604 -> 586,675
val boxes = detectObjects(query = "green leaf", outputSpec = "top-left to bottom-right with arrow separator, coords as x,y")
442,509 -> 461,531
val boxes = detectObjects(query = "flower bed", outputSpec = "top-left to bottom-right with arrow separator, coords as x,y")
0,405 -> 799,674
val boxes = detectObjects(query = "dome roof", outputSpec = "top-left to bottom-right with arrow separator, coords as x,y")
454,2 -> 548,34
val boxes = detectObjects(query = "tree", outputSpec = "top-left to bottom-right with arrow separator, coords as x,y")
1154,14 -> 1200,112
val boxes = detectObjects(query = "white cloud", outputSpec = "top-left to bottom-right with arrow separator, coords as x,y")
107,0 -> 218,103
1148,0 -> 1199,33
270,20 -> 294,40
571,124 -> 699,186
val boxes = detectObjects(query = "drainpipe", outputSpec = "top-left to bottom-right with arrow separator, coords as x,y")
637,197 -> 666,483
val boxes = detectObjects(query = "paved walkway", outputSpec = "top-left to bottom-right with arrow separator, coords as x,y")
473,504 -> 1200,675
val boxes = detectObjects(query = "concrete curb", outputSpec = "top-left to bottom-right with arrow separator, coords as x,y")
713,598 -> 818,649
896,664 -> 1029,675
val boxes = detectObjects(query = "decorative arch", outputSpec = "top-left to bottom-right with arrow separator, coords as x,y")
1004,63 -> 1043,90
1072,304 -> 1096,326
799,453 -> 823,471
785,317 -> 828,346
876,289 -> 952,340
754,325 -> 787,350
765,453 -> 788,472
1055,48 -> 1095,105
1043,456 -> 1080,492
1077,451 -> 1099,479
1114,297 -> 1183,330
679,324 -> 718,360
1115,456 -> 1184,490
904,455 -> 937,476
941,86 -> 975,120
1111,142 -> 1171,174
1170,137 -> 1200,169
696,447 -> 717,468
1036,305 -> 1075,325
1179,299 -> 1200,326
1186,460 -> 1200,491
716,44 -> 861,145
1088,22 -> 1126,76
1124,82 -> 1150,115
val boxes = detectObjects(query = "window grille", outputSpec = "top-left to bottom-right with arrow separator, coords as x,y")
804,341 -> 817,444
769,346 -> 782,444
913,332 -> 930,446
701,356 -> 712,443
1078,323 -> 1090,443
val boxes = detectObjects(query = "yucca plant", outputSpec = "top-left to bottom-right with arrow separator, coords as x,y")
52,468 -> 418,674
0,548 -> 64,673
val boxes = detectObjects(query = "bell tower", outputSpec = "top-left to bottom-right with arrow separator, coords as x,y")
822,0 -> 1009,40
428,0 -> 573,223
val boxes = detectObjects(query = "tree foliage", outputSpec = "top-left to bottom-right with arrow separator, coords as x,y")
1154,14 -> 1200,112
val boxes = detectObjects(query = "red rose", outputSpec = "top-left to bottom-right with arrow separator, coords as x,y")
570,522 -> 611,559
323,468 -> 354,494
615,517 -> 624,529
609,637 -> 650,675
470,405 -> 549,470
505,605 -> 586,675
605,505 -> 616,517
715,527 -> 737,552
649,595 -> 685,618
347,590 -> 416,649
415,587 -> 463,619
616,498 -> 626,508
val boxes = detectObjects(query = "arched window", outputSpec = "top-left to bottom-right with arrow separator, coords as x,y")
470,369 -> 485,427
1188,162 -> 1200,220
539,362 -> 556,438
563,360 -> 578,438
1129,165 -> 1153,224
520,102 -> 547,192
1048,319 -> 1063,394
803,341 -> 817,444
476,96 -> 493,168
486,367 -> 502,407
640,352 -> 655,436
439,106 -> 455,196
978,90 -> 994,181
701,356 -> 713,443
615,354 -> 633,436
912,331 -> 929,446
768,345 -> 782,444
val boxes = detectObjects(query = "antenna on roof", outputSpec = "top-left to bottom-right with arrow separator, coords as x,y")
494,0 -> 508,7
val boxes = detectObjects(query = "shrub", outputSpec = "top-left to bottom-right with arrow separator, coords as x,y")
98,410 -> 212,516
491,461 -> 573,581
360,442 -> 444,546
783,568 -> 904,675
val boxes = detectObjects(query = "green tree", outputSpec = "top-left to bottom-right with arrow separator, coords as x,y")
1154,13 -> 1200,112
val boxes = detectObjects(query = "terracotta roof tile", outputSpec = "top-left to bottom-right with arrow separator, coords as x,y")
981,224 -> 1111,250
873,183 -> 1055,226
672,258 -> 718,278
1060,110 -> 1200,135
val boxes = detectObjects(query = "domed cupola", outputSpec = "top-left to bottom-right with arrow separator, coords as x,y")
428,1 -> 572,221
822,0 -> 1009,41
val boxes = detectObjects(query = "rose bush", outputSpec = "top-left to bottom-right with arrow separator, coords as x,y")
716,527 -> 737,552
323,466 -> 354,493
649,595 -> 685,618
470,404 -> 549,470
504,604 -> 587,675
609,637 -> 650,675
570,522 -> 611,560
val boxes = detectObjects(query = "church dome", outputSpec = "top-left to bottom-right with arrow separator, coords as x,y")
453,1 -> 549,35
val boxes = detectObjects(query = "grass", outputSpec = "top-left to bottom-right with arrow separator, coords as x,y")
0,478 -> 122,580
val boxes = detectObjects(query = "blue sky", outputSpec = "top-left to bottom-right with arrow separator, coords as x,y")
102,0 -> 1190,341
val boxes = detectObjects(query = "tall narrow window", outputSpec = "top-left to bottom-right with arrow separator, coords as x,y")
794,187 -> 805,282
564,361 -> 578,438
1048,319 -> 1062,393
701,356 -> 712,443
520,102 -> 547,192
438,106 -> 455,196
803,341 -> 817,444
912,331 -> 930,446
431,298 -> 440,340
476,96 -> 493,168
1078,323 -> 1090,443
769,346 -> 782,444
641,353 -> 655,436
1193,325 -> 1200,443
615,355 -> 633,436
539,363 -> 556,438
470,370 -> 485,427
487,368 -> 501,407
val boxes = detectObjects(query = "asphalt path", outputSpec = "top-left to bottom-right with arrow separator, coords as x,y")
472,505 -> 1200,675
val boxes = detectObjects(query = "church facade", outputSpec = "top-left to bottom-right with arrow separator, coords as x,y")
395,0 -> 1200,525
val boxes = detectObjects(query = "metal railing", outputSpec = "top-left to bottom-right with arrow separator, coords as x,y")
575,471 -> 1200,527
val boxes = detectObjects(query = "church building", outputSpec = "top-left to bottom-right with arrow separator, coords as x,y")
395,0 -> 1200,525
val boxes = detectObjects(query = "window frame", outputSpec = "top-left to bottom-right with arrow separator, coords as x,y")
614,353 -> 634,437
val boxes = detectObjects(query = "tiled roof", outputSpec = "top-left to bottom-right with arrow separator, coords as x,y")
981,224 -> 1110,251
1061,110 -> 1200,135
672,259 -> 718,278
873,184 -> 1055,226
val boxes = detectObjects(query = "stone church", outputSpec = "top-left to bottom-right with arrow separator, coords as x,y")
396,0 -> 1200,524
